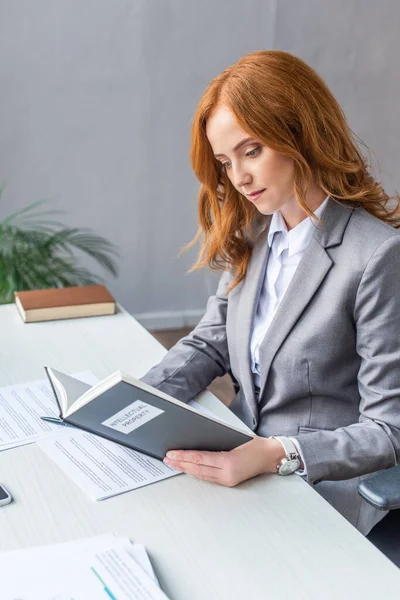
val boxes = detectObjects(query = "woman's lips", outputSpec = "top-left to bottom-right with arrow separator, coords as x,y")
248,189 -> 266,202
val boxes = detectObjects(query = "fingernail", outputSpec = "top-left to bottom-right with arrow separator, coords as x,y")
166,451 -> 177,459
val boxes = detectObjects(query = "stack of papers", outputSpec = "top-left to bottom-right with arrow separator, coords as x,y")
36,399 -> 220,501
0,372 -> 180,500
0,534 -> 169,599
0,372 -> 98,451
0,372 -> 222,501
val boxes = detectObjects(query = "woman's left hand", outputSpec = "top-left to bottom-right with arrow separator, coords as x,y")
163,435 -> 285,487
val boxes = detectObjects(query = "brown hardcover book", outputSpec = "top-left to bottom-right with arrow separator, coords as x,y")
14,285 -> 116,323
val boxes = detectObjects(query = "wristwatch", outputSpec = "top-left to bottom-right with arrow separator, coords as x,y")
270,436 -> 301,475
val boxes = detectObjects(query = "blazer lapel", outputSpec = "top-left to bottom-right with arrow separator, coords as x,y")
236,223 -> 270,420
258,199 -> 354,398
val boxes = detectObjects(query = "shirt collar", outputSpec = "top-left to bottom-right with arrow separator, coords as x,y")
268,196 -> 330,257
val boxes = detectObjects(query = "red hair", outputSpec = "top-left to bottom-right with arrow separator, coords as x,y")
186,50 -> 400,290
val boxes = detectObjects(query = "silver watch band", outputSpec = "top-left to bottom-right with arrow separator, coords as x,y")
270,436 -> 300,473
271,436 -> 299,457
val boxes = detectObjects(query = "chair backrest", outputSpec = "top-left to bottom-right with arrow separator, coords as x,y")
358,465 -> 400,567
358,465 -> 400,511
366,509 -> 400,567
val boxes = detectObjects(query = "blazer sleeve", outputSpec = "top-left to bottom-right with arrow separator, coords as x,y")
140,270 -> 231,402
294,235 -> 400,485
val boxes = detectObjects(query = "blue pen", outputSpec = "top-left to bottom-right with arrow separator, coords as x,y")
40,416 -> 70,427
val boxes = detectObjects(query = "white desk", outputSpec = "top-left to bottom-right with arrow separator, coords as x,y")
0,303 -> 399,599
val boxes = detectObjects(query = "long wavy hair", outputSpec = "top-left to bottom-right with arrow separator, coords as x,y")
185,50 -> 400,291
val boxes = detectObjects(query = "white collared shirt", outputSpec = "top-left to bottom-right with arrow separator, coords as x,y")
250,196 -> 329,476
250,196 -> 329,387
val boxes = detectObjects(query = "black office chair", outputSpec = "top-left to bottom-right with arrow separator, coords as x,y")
358,465 -> 400,567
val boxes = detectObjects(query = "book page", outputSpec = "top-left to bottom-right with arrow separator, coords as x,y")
188,399 -> 231,422
37,429 -> 179,500
45,368 -> 93,415
0,372 -> 98,451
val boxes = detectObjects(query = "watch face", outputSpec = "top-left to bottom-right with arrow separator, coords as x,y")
279,459 -> 300,475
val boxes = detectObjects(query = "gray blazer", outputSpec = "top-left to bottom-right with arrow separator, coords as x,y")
142,199 -> 400,535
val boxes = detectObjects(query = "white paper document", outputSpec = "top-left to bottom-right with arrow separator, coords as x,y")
37,428 -> 180,500
0,534 -> 168,600
0,371 -> 98,451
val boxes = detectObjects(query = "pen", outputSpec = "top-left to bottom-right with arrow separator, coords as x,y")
40,416 -> 69,426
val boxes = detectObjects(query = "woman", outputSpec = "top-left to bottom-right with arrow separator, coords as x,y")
141,50 -> 400,535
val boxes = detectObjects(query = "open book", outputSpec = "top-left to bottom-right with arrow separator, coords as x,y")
44,367 -> 253,459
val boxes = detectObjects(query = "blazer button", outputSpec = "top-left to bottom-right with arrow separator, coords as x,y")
253,418 -> 256,426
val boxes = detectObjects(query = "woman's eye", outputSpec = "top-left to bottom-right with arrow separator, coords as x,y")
221,161 -> 231,170
246,146 -> 261,158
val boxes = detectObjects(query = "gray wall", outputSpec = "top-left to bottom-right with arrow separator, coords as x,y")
0,0 -> 274,327
274,0 -> 400,196
1,0 -> 399,328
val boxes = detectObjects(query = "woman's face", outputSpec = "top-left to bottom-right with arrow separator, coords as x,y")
206,105 -> 301,226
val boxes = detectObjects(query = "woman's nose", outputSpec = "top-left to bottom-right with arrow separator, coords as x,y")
232,164 -> 252,190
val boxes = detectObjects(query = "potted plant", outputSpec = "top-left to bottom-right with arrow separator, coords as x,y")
0,189 -> 119,304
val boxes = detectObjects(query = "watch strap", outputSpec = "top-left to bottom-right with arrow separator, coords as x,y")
271,436 -> 299,457
270,436 -> 301,474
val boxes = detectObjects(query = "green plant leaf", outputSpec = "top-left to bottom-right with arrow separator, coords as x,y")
0,195 -> 119,304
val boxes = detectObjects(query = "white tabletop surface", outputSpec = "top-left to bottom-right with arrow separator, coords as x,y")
0,303 -> 399,599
